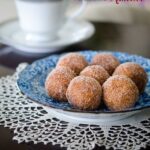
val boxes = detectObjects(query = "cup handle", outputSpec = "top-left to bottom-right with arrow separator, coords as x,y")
60,0 -> 87,32
68,0 -> 87,20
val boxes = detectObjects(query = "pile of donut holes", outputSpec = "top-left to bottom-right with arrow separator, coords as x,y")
45,53 -> 148,111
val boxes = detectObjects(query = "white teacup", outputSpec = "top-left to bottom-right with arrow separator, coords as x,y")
15,0 -> 86,42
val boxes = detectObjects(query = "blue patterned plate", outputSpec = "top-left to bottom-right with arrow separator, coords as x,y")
17,51 -> 150,113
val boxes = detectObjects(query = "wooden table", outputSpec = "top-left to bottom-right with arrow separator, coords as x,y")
0,22 -> 150,150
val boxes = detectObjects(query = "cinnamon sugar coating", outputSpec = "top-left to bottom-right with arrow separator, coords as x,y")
80,65 -> 110,85
57,53 -> 88,75
113,62 -> 148,93
45,66 -> 76,102
103,75 -> 139,111
91,53 -> 120,75
66,76 -> 102,110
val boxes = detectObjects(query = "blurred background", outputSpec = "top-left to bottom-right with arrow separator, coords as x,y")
0,0 -> 150,67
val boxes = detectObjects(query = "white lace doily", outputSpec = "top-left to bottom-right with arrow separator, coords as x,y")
0,64 -> 150,150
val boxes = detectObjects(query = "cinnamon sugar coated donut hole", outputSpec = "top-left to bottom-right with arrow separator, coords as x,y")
57,53 -> 88,75
45,66 -> 76,102
103,75 -> 139,111
66,76 -> 102,110
91,53 -> 120,75
80,65 -> 110,85
113,62 -> 148,93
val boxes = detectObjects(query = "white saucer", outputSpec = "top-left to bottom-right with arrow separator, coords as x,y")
0,19 -> 95,54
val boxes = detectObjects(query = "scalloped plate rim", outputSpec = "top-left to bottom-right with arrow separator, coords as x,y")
17,50 -> 150,114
